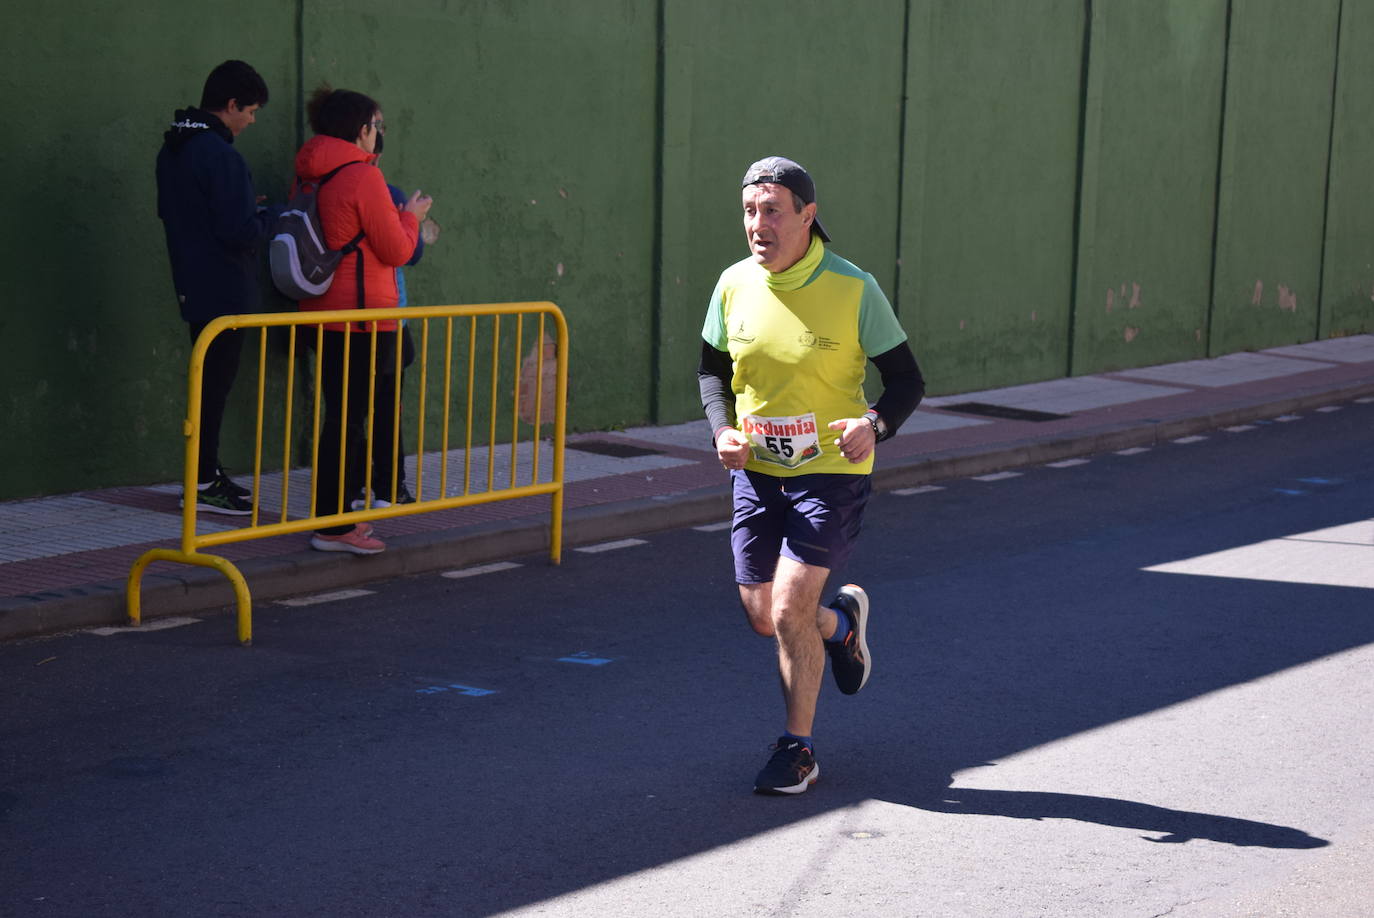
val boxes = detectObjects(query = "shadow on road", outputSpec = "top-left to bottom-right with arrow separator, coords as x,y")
911,785 -> 1328,848
5,439 -> 1371,915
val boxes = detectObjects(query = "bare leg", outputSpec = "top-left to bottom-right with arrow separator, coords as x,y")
739,558 -> 842,737
738,581 -> 841,639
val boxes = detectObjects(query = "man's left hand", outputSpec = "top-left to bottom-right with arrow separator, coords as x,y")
829,418 -> 876,464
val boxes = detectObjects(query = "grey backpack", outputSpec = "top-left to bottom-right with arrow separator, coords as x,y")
269,163 -> 365,300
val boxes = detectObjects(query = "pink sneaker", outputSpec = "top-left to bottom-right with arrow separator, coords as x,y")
310,524 -> 385,555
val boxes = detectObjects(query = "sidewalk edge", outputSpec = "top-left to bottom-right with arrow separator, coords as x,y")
4,376 -> 1371,642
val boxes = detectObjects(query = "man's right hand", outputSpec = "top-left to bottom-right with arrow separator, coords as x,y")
405,190 -> 434,221
716,428 -> 751,470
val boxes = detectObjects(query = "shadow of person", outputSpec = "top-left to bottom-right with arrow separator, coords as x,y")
905,782 -> 1328,849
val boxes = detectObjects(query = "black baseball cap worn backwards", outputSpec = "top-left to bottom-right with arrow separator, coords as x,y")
741,155 -> 831,243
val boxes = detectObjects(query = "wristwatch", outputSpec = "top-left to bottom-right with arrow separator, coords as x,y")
863,410 -> 887,441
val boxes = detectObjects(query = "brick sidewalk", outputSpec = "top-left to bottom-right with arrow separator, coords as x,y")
4,335 -> 1374,641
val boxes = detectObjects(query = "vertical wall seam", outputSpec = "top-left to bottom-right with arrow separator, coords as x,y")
1065,0 -> 1094,377
1314,0 -> 1345,337
891,0 -> 912,318
1204,0 -> 1235,357
648,0 -> 666,423
295,0 -> 305,150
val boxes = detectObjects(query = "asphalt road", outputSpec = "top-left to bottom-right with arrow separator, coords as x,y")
4,405 -> 1373,917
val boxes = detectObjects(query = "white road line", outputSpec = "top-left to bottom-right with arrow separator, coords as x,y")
1356,397 -> 1374,404
90,617 -> 200,636
575,538 -> 649,554
1173,436 -> 1208,444
1046,459 -> 1090,468
972,472 -> 1023,482
441,561 -> 523,579
893,485 -> 945,495
1316,406 -> 1342,413
277,589 -> 376,607
1115,447 -> 1151,456
1225,425 -> 1257,432
1275,414 -> 1302,422
693,521 -> 733,532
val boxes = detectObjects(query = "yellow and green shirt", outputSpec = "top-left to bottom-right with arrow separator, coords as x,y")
702,238 -> 907,476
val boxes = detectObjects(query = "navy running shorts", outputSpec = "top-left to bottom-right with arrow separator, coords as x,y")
730,468 -> 872,584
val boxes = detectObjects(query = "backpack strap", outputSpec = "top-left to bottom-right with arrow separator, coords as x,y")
315,160 -> 365,188
309,162 -> 369,257
354,239 -> 368,331
308,161 -> 371,329
344,228 -> 367,330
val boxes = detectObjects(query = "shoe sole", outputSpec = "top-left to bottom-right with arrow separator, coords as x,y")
309,536 -> 384,556
754,762 -> 820,795
181,499 -> 253,516
351,501 -> 393,511
838,584 -> 871,694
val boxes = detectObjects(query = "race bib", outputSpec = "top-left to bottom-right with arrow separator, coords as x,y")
741,412 -> 822,470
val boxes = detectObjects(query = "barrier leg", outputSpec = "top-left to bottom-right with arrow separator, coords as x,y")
549,488 -> 563,565
126,548 -> 254,645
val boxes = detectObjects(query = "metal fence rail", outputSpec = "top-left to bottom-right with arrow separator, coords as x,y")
127,302 -> 568,644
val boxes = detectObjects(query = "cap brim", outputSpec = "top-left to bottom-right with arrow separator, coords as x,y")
811,215 -> 831,243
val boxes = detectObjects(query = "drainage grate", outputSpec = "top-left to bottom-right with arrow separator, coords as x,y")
567,440 -> 664,458
940,402 -> 1070,423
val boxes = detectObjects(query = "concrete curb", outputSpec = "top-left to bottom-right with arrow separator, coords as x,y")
5,374 -> 1372,643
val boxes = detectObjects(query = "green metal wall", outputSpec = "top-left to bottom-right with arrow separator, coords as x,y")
3,1 -> 1371,500
1208,0 -> 1340,355
1321,0 -> 1374,338
300,0 -> 659,443
0,1 -> 298,500
1072,0 -> 1226,373
901,0 -> 1085,393
655,0 -> 906,420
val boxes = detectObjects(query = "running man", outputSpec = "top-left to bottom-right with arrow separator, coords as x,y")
698,156 -> 925,794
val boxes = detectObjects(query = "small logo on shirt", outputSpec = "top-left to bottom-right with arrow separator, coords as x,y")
728,318 -> 755,344
798,330 -> 839,350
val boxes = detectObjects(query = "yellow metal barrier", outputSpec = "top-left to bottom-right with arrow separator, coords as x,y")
127,302 -> 568,644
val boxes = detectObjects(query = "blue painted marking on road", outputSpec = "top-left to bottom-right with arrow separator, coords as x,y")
1272,489 -> 1308,496
416,683 -> 497,697
559,652 -> 614,666
451,683 -> 497,696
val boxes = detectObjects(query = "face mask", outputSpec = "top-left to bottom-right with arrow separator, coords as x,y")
373,130 -> 384,156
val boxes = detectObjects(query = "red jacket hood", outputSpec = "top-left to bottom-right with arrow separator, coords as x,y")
295,134 -> 376,182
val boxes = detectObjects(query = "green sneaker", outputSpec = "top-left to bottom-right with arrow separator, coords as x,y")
181,478 -> 252,516
215,466 -> 252,499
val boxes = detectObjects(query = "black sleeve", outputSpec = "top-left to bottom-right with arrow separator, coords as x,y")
207,147 -> 276,248
868,342 -> 924,440
697,341 -> 735,438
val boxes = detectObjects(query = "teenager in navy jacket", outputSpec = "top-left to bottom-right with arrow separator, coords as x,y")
156,60 -> 280,514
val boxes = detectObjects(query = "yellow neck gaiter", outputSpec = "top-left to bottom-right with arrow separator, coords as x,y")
763,235 -> 825,291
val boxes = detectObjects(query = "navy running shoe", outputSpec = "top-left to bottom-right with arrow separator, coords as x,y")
754,737 -> 819,795
827,584 -> 871,695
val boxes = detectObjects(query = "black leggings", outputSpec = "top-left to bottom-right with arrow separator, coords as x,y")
370,328 -> 414,496
187,321 -> 244,484
312,330 -> 404,534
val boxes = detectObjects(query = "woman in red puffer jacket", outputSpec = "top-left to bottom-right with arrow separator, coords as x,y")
295,86 -> 433,556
